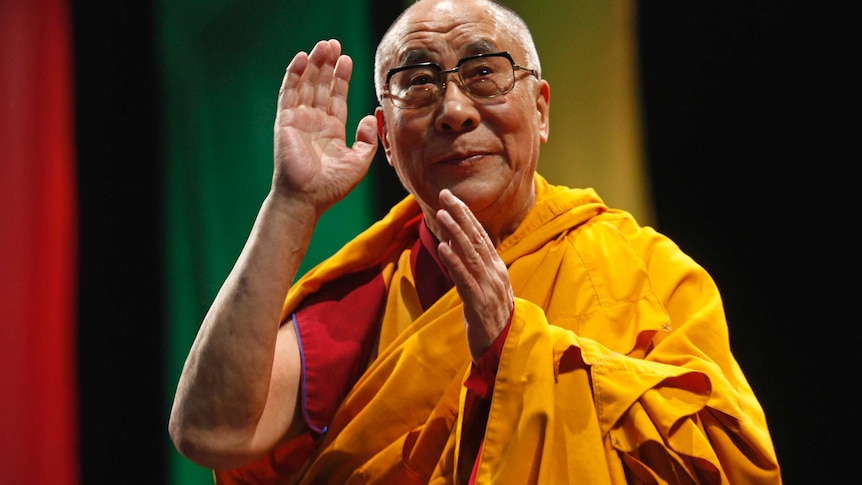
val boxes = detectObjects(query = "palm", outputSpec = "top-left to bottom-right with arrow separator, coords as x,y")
273,39 -> 377,212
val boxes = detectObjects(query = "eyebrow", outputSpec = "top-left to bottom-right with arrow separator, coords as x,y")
397,40 -> 499,67
400,49 -> 433,67
463,40 -> 497,57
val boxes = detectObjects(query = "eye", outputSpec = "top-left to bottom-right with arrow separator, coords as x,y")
408,71 -> 436,86
462,61 -> 497,80
400,67 -> 439,88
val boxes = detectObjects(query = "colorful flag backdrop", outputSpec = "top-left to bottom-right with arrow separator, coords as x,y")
0,0 -> 644,483
9,0 -> 820,483
156,1 -> 378,482
0,0 -> 79,483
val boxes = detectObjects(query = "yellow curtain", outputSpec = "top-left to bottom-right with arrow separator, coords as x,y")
504,0 -> 653,225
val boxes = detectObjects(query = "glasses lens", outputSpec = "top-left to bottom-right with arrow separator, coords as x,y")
388,65 -> 441,108
385,54 -> 517,108
459,55 -> 515,97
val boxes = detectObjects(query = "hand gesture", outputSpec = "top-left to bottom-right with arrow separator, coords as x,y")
435,189 -> 515,362
273,39 -> 378,214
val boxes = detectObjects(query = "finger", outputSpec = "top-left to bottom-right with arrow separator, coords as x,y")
435,214 -> 501,313
437,246 -> 483,320
436,210 -> 483,281
297,40 -> 331,106
352,115 -> 380,161
312,40 -> 340,109
436,189 -> 512,303
330,53 -> 354,124
278,50 -> 309,110
437,190 -> 495,264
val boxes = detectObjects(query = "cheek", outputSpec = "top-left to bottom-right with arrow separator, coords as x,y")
390,151 -> 423,195
387,120 -> 429,174
511,101 -> 543,156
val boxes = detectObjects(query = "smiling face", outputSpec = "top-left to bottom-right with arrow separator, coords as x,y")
375,0 -> 550,245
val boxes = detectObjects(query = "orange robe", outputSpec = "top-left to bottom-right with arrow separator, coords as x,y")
215,174 -> 781,484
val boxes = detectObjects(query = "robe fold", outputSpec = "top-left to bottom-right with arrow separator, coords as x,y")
214,174 -> 781,484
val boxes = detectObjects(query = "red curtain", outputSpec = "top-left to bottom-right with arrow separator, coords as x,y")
0,0 -> 79,483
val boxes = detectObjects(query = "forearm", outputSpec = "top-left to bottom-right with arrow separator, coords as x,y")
169,191 -> 316,467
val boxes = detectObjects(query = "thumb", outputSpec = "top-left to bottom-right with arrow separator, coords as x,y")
351,115 -> 379,162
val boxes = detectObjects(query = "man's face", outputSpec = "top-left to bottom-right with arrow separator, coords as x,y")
375,0 -> 550,244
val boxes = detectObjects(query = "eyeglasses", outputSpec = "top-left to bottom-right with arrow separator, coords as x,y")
381,51 -> 538,109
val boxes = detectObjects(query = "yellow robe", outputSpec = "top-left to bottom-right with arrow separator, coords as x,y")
216,174 -> 781,484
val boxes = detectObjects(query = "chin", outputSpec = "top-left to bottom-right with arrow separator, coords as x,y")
447,187 -> 499,216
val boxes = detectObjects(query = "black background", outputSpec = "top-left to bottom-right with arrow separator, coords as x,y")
73,1 -> 849,483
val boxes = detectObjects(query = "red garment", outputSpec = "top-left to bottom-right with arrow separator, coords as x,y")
292,267 -> 387,436
463,322 -> 509,484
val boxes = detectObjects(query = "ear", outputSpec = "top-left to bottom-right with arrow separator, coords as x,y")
536,80 -> 550,143
375,107 -> 394,166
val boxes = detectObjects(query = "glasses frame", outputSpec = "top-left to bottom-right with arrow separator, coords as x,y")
382,51 -> 538,109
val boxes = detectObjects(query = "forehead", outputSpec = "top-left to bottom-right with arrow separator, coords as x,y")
388,0 -> 521,66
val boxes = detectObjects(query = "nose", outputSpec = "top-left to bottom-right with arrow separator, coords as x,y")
434,73 -> 479,133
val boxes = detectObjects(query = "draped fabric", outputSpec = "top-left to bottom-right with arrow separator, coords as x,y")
0,0 -> 79,483
215,175 -> 779,483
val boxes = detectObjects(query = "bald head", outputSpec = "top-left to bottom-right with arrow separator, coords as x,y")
373,0 -> 541,101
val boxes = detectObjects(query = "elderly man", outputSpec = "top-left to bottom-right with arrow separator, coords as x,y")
169,0 -> 782,483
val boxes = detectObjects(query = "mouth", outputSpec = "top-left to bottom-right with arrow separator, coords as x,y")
435,152 -> 489,166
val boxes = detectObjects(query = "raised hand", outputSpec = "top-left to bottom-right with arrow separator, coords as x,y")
273,39 -> 378,215
435,189 -> 514,362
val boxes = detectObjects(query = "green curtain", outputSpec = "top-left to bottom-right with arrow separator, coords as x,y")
157,1 -> 376,482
